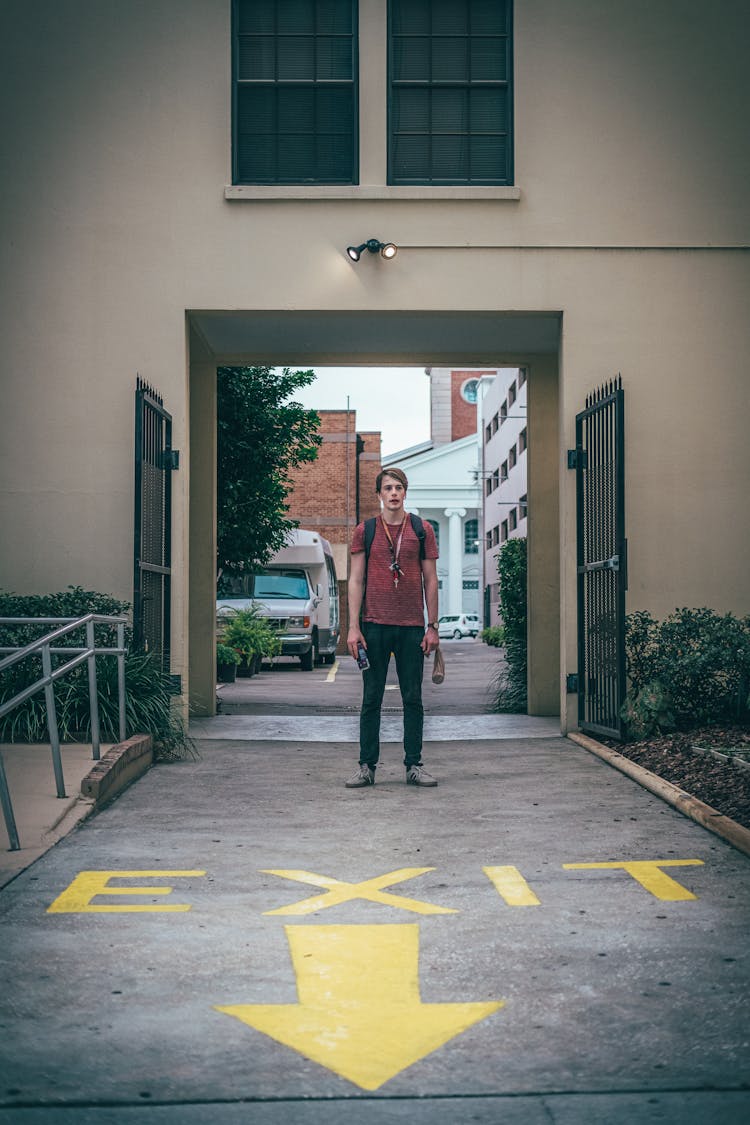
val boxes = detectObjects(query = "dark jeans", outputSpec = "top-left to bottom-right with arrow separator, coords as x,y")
359,623 -> 425,770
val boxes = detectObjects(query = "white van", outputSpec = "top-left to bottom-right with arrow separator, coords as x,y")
216,530 -> 340,670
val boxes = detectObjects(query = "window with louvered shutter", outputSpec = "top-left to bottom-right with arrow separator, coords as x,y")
233,0 -> 358,184
388,0 -> 513,185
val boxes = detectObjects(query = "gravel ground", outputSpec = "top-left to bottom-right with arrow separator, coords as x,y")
607,726 -> 750,830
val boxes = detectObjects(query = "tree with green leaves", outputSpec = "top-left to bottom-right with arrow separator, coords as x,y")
217,366 -> 321,573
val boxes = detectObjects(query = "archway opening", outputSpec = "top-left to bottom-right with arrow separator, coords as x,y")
188,311 -> 561,724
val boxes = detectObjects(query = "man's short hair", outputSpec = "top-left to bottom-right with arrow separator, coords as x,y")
376,467 -> 408,493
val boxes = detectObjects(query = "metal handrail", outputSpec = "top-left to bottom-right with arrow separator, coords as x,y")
0,615 -> 128,851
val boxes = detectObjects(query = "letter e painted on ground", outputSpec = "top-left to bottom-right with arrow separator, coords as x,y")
46,870 -> 207,913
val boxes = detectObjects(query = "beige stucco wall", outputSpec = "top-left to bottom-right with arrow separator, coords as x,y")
1,1 -> 748,726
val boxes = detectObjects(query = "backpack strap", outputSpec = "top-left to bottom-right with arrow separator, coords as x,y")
363,516 -> 378,565
409,513 -> 426,560
359,517 -> 378,623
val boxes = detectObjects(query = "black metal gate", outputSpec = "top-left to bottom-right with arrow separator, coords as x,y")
573,377 -> 627,740
134,378 -> 176,672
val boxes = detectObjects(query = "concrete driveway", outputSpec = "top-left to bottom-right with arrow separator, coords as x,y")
1,644 -> 749,1123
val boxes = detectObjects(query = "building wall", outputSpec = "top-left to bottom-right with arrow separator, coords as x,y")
285,411 -> 364,578
449,372 -> 483,442
482,368 -> 529,625
427,369 -> 453,446
357,434 -> 383,526
1,1 -> 748,725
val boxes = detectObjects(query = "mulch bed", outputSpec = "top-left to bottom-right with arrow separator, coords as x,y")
603,726 -> 750,831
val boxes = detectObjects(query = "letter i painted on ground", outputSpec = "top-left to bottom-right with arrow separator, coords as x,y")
483,865 -> 541,906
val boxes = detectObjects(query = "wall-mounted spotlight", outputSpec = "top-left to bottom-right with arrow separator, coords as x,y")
346,238 -> 398,262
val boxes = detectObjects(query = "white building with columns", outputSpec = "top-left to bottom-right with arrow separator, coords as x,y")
384,435 -> 482,618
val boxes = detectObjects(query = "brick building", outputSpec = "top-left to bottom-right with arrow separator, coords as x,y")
285,410 -> 381,649
427,368 -> 489,444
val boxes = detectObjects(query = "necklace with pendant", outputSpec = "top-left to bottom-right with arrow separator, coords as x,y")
381,515 -> 406,587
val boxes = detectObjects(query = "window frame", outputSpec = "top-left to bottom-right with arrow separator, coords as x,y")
465,517 -> 479,553
427,517 -> 440,548
231,0 -> 360,186
387,0 -> 514,187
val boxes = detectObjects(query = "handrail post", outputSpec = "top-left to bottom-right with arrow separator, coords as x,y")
117,623 -> 126,743
0,752 -> 21,852
41,645 -> 66,798
86,619 -> 101,761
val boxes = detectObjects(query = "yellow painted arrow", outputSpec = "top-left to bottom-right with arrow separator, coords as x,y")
216,924 -> 503,1091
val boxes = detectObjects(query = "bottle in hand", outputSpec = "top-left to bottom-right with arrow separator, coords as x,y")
356,642 -> 370,670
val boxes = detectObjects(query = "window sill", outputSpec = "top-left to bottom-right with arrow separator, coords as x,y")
225,184 -> 521,201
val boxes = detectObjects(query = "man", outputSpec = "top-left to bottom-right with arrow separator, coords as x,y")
345,467 -> 440,788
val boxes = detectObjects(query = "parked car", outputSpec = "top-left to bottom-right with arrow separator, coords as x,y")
437,613 -> 480,639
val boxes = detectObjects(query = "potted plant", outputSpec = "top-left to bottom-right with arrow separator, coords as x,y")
222,606 -> 280,676
216,642 -> 241,683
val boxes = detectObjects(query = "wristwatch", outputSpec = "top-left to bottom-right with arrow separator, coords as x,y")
427,621 -> 439,630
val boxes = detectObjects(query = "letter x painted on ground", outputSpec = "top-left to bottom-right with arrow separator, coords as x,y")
261,867 -> 458,916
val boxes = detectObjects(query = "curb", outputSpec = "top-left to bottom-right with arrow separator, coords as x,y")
81,734 -> 153,805
0,735 -> 154,890
568,731 -> 750,858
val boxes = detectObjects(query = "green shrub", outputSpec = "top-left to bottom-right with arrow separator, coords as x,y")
0,586 -> 129,653
497,538 -> 527,641
491,636 -> 528,714
620,681 -> 676,740
216,643 -> 241,666
481,625 -> 505,647
222,605 -> 281,665
0,587 -> 194,760
622,607 -> 750,737
491,538 -> 527,713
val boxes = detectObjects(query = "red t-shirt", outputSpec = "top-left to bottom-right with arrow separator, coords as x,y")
351,515 -> 439,627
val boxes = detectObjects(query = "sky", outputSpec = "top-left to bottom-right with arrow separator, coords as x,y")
288,367 -> 431,458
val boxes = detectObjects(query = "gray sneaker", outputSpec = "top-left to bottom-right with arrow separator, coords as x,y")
406,765 -> 438,787
345,764 -> 375,788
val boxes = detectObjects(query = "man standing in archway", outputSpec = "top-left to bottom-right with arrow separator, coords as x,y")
345,468 -> 440,787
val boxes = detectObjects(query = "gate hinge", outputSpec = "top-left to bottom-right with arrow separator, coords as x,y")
566,673 -> 579,693
162,449 -> 180,470
567,448 -> 587,470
